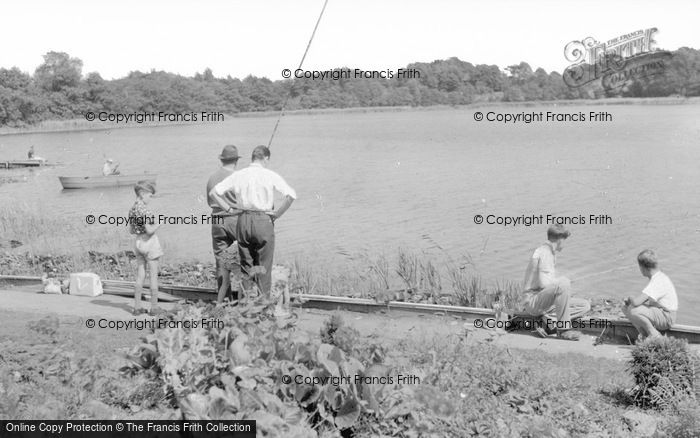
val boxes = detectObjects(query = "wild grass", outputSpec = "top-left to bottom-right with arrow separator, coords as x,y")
2,206 -> 527,310
367,253 -> 391,293
1,204 -> 129,253
419,257 -> 442,302
445,265 -> 470,305
0,310 -> 162,420
291,257 -> 318,295
395,247 -> 419,292
390,331 -> 697,436
492,279 -> 523,313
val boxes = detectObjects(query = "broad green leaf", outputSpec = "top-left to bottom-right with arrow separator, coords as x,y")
317,344 -> 344,376
179,393 -> 210,420
295,381 -> 321,407
334,394 -> 361,429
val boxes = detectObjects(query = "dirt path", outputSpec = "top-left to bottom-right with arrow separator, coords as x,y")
5,284 -> 684,362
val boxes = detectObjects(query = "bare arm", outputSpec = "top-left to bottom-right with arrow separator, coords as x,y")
209,188 -> 237,213
624,293 -> 649,307
144,221 -> 160,235
269,195 -> 294,220
269,173 -> 296,220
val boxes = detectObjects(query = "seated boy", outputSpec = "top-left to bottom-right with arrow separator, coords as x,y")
519,225 -> 590,340
623,249 -> 677,340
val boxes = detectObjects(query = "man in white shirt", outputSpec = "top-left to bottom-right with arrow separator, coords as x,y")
520,225 -> 591,340
210,145 -> 296,295
623,249 -> 678,340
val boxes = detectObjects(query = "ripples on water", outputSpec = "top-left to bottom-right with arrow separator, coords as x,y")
1,105 -> 698,323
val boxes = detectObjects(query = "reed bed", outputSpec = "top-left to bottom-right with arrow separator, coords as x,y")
2,206 -> 525,310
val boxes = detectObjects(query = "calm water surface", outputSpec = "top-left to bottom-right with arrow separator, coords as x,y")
1,105 -> 698,323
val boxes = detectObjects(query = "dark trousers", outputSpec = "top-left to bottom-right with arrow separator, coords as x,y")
236,211 -> 275,294
211,215 -> 240,300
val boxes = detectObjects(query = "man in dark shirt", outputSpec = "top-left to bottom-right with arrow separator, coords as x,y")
206,145 -> 242,303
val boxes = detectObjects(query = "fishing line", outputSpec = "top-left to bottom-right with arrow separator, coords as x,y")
571,265 -> 635,282
267,0 -> 330,148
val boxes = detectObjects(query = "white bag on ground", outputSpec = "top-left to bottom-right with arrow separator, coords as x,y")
69,272 -> 103,297
43,279 -> 62,294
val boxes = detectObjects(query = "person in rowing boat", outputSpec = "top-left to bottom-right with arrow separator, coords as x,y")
103,158 -> 120,176
26,146 -> 45,162
519,225 -> 590,340
207,145 -> 243,304
622,249 -> 678,341
129,181 -> 163,315
210,145 -> 296,296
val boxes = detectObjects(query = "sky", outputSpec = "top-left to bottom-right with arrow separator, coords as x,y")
2,0 -> 698,80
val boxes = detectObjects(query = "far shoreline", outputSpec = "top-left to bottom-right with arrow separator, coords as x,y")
1,96 -> 699,137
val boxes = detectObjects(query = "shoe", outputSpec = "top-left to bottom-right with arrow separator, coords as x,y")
132,308 -> 148,316
535,327 -> 549,338
541,316 -> 558,335
274,307 -> 291,318
505,316 -> 521,332
557,330 -> 581,341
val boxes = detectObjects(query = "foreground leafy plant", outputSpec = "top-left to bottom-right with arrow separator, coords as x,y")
319,314 -> 360,356
124,298 -> 455,437
628,336 -> 699,409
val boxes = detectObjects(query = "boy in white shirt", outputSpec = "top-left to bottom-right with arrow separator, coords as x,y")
623,249 -> 678,340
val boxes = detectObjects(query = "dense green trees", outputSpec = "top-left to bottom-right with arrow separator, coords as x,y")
34,52 -> 83,92
0,48 -> 698,127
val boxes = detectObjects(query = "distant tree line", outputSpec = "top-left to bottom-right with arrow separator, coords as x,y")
0,48 -> 698,127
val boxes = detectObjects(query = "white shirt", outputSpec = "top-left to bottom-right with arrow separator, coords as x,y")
642,271 -> 678,312
214,162 -> 296,211
523,242 -> 557,290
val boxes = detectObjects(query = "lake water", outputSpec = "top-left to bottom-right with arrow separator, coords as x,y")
1,105 -> 698,324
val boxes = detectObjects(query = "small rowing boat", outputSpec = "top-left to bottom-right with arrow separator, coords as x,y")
59,173 -> 157,189
0,159 -> 48,169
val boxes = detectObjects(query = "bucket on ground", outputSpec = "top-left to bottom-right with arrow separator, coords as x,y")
69,273 -> 103,297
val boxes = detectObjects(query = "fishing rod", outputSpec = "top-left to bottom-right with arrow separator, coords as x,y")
267,0 -> 330,149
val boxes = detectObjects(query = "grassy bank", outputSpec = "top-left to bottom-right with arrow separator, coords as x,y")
1,96 -> 699,136
1,304 -> 698,435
